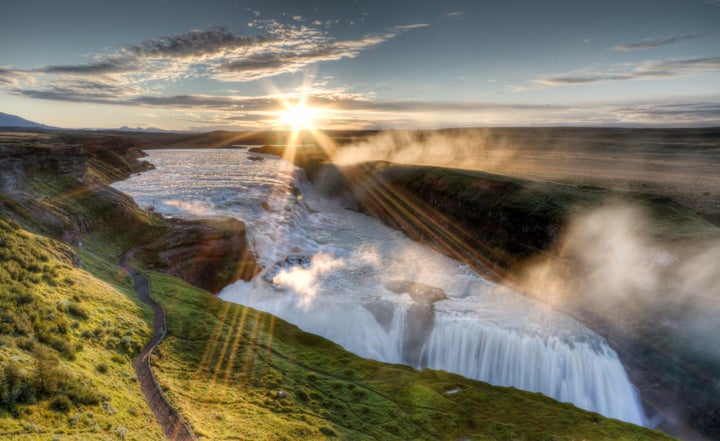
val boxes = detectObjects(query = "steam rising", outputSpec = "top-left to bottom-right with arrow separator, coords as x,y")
519,202 -> 720,360
272,253 -> 344,307
333,130 -> 520,170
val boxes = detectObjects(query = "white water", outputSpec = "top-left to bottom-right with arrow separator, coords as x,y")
113,149 -> 646,425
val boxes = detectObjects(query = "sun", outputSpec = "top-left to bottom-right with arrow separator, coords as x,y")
282,103 -> 317,129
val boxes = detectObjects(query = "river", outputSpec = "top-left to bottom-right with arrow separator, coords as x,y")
112,148 -> 646,425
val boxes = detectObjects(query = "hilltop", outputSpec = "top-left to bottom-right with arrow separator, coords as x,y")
0,113 -> 58,130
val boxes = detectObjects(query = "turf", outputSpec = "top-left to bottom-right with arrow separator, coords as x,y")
0,215 -> 163,440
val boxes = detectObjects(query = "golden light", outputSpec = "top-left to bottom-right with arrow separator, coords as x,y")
281,102 -> 317,129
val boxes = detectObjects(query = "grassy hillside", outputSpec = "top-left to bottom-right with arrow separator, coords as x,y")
0,215 -> 162,440
0,212 -> 672,441
0,210 -> 674,441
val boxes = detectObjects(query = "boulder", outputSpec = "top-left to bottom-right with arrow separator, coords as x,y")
134,217 -> 260,293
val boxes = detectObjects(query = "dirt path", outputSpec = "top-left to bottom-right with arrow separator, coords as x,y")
121,259 -> 198,441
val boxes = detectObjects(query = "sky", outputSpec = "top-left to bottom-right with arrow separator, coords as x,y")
1,0 -> 719,130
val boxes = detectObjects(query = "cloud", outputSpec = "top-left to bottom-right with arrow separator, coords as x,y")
36,57 -> 137,75
15,75 -> 719,128
5,22 -> 429,88
611,32 -> 708,51
133,94 -> 272,109
223,114 -> 274,122
216,23 -> 429,81
14,79 -> 144,104
0,21 -> 431,129
537,57 -> 720,85
125,27 -> 271,59
0,67 -> 19,85
12,85 -> 545,114
611,102 -> 720,124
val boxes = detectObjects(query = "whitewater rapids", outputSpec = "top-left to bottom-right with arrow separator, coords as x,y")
113,148 -> 646,425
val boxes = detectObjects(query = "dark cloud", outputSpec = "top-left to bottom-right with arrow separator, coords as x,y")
538,57 -> 720,85
0,67 -> 21,85
13,80 -> 140,103
126,27 -> 270,58
308,98 -> 562,112
37,57 -> 136,75
612,32 -> 708,51
15,23 -> 428,84
132,94 -> 278,110
216,23 -> 428,80
9,82 -> 560,118
613,102 -> 720,123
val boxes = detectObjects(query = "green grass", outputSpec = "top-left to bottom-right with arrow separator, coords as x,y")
147,271 -> 672,441
0,215 -> 163,440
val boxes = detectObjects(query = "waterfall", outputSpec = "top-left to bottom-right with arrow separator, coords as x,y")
424,311 -> 645,424
221,280 -> 645,426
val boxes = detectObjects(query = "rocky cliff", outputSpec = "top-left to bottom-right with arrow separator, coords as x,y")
0,133 -> 258,293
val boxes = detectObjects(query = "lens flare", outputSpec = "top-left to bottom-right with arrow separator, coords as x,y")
281,102 -> 316,130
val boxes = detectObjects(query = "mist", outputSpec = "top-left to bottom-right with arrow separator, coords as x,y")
332,128 -> 720,226
330,130 -> 720,354
271,253 -> 345,308
333,129 -> 523,171
518,202 -> 720,361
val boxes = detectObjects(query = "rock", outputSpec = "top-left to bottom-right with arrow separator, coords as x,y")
134,217 -> 260,293
284,255 -> 312,267
367,280 -> 449,367
383,280 -> 448,304
445,387 -> 462,395
403,303 -> 434,367
262,254 -> 311,285
366,300 -> 434,367
247,156 -> 265,162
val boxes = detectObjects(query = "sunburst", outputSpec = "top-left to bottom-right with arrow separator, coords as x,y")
281,101 -> 317,130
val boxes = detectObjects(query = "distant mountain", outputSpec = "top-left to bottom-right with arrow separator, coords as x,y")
0,112 -> 58,129
116,125 -> 187,133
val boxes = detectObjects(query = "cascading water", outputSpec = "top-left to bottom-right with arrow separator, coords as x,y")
113,148 -> 646,426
